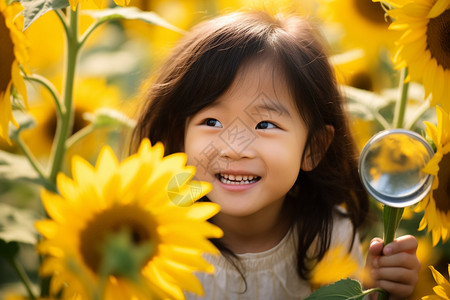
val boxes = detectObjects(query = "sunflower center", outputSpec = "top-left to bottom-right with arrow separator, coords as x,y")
0,13 -> 15,93
45,107 -> 91,141
349,71 -> 373,91
79,205 -> 157,274
73,108 -> 90,133
433,153 -> 450,212
354,0 -> 388,25
427,9 -> 450,70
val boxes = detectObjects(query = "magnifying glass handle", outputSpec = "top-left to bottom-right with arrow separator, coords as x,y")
383,206 -> 404,245
377,206 -> 404,300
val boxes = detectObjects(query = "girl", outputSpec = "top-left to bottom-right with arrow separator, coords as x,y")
132,10 -> 420,300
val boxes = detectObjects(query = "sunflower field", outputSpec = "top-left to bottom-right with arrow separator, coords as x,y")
0,0 -> 449,299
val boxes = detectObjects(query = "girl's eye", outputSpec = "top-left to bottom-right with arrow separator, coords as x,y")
256,121 -> 278,130
203,118 -> 223,128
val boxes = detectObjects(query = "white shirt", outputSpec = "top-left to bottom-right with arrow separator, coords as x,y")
185,213 -> 364,300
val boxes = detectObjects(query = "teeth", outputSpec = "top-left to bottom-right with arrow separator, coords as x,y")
218,173 -> 259,185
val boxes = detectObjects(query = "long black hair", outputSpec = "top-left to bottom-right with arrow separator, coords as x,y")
132,10 -> 369,280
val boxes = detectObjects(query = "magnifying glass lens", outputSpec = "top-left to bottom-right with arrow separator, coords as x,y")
359,130 -> 434,207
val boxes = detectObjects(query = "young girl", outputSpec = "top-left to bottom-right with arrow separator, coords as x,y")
132,10 -> 420,300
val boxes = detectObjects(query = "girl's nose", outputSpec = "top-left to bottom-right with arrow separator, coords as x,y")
216,118 -> 258,160
218,143 -> 256,160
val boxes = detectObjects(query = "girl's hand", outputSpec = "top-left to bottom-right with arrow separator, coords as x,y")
364,235 -> 420,300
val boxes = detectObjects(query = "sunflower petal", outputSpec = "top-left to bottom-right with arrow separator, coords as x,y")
427,0 -> 450,18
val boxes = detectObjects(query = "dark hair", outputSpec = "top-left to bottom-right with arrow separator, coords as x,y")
132,10 -> 369,280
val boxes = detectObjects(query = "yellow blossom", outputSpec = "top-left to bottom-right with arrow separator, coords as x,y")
0,0 -> 28,144
36,138 -> 223,299
416,106 -> 450,245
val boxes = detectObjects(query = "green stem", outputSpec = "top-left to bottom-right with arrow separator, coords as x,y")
10,256 -> 37,300
49,8 -> 79,184
393,68 -> 409,128
65,123 -> 95,149
54,8 -> 70,39
362,287 -> 386,298
24,74 -> 65,116
383,206 -> 404,245
377,206 -> 404,300
79,19 -> 109,49
373,110 -> 391,130
13,135 -> 56,191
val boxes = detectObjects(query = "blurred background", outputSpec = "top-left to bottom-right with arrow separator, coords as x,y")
0,0 -> 448,299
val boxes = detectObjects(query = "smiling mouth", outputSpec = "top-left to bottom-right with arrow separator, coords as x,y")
216,173 -> 261,185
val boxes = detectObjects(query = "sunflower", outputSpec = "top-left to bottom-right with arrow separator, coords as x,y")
0,0 -> 28,144
310,245 -> 359,288
318,0 -> 400,61
422,265 -> 450,299
25,3 -> 103,73
123,0 -> 195,63
69,0 -> 130,11
410,237 -> 441,299
22,77 -> 122,160
386,0 -> 450,111
415,106 -> 450,246
36,138 -> 223,299
215,0 -> 314,14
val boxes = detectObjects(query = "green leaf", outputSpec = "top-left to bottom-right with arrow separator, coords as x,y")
20,0 -> 69,30
84,108 -> 136,129
342,85 -> 392,121
305,278 -> 368,300
83,7 -> 186,34
0,203 -> 38,246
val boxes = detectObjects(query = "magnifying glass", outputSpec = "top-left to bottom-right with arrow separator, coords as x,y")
359,129 -> 434,208
358,129 -> 434,300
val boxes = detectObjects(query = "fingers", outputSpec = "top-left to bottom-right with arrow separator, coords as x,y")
369,237 -> 384,256
383,235 -> 418,255
365,235 -> 420,300
372,265 -> 419,285
364,238 -> 384,288
376,252 -> 420,270
376,280 -> 416,300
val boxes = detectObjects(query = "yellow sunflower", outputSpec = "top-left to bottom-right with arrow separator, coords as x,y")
69,0 -> 130,11
5,295 -> 56,300
416,106 -> 450,246
36,138 -> 223,299
0,0 -> 28,144
22,77 -> 122,160
318,0 -> 400,60
422,265 -> 450,299
373,0 -> 412,7
410,237 -> 440,299
123,0 -> 195,63
215,0 -> 315,15
24,3 -> 103,74
386,0 -> 450,111
310,245 -> 359,288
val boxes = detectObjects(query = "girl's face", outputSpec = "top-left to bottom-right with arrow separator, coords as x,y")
184,59 -> 310,218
